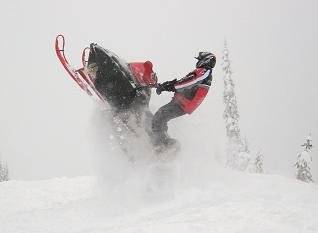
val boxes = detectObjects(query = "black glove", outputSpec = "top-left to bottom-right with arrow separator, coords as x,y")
156,79 -> 177,95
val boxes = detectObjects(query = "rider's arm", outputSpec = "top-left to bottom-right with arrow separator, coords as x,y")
174,69 -> 211,90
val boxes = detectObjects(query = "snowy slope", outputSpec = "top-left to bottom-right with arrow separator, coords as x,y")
1,172 -> 317,233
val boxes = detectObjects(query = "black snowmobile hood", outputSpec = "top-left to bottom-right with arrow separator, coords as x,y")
88,43 -> 112,67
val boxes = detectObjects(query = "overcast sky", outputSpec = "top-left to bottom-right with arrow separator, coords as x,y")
0,0 -> 317,180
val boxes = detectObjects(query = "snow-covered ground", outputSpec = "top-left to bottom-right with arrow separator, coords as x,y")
1,170 -> 317,233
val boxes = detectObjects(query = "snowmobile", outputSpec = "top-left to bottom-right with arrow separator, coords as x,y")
55,35 -> 157,113
55,35 -> 180,156
56,35 -> 172,155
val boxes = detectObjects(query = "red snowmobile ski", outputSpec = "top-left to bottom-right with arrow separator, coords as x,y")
55,35 -> 106,104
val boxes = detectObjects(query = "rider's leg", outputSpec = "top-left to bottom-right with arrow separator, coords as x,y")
151,100 -> 185,146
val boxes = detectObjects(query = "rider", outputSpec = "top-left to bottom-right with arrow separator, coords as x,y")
151,52 -> 216,149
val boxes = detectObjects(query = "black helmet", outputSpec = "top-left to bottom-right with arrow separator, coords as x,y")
195,52 -> 216,69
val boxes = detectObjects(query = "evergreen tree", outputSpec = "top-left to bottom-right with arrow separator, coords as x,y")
295,134 -> 313,183
222,40 -> 250,170
254,151 -> 264,173
0,159 -> 9,182
248,151 -> 264,173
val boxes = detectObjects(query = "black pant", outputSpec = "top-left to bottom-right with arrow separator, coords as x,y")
151,100 -> 185,145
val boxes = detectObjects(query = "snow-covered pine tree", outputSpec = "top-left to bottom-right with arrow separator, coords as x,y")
295,134 -> 313,183
249,151 -> 264,173
255,151 -> 264,173
0,159 -> 9,182
222,40 -> 250,171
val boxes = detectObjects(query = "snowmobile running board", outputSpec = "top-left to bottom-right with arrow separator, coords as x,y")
55,34 -> 106,103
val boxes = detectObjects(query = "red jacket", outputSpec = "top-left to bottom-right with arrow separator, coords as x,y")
173,68 -> 212,114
